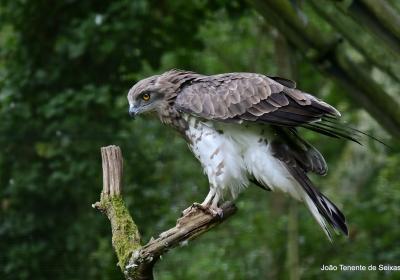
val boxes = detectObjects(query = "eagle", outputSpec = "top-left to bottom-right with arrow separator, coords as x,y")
127,69 -> 357,240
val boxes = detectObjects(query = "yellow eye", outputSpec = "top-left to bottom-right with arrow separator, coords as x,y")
142,93 -> 150,101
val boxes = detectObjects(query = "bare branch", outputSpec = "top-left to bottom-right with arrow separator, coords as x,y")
93,146 -> 237,280
126,202 -> 236,280
101,145 -> 123,196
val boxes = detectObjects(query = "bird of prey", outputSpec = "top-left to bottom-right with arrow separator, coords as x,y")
127,69 -> 358,240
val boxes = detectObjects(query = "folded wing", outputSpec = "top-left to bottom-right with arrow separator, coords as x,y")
175,73 -> 358,143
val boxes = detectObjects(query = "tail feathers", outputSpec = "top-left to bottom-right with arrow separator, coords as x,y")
304,196 -> 332,240
303,191 -> 348,241
288,166 -> 348,240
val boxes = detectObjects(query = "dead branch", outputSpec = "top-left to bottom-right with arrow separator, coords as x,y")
93,145 -> 237,280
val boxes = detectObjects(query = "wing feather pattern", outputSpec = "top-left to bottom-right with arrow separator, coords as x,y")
174,73 -> 358,142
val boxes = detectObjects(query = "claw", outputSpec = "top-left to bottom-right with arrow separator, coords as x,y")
182,202 -> 223,218
211,206 -> 224,218
181,203 -> 196,216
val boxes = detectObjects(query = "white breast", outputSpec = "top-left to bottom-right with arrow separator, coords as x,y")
184,115 -> 301,201
184,116 -> 248,198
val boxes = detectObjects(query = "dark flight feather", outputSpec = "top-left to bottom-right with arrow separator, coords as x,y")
174,73 -> 352,140
288,165 -> 348,237
275,127 -> 328,175
174,71 -> 387,147
270,139 -> 348,238
267,76 -> 297,88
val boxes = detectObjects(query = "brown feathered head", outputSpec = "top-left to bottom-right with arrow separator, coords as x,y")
127,74 -> 167,118
127,70 -> 200,118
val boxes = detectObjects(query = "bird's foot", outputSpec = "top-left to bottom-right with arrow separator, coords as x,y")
182,202 -> 223,218
181,204 -> 195,216
206,205 -> 224,218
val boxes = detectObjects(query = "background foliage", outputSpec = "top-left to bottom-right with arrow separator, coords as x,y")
0,0 -> 399,279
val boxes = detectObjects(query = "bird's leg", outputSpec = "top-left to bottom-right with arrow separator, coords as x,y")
207,192 -> 224,218
182,188 -> 223,217
200,188 -> 216,206
182,188 -> 215,216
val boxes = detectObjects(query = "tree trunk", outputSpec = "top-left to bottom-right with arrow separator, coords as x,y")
348,0 -> 400,54
311,0 -> 400,83
249,0 -> 400,139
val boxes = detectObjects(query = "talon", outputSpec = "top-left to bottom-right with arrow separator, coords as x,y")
182,189 -> 223,217
181,207 -> 190,216
198,204 -> 224,218
205,206 -> 223,218
181,203 -> 223,218
181,202 -> 201,216
212,207 -> 224,218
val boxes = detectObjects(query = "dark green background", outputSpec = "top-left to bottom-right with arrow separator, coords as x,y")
1,1 -> 399,279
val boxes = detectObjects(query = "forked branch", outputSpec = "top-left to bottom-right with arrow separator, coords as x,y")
93,145 -> 236,280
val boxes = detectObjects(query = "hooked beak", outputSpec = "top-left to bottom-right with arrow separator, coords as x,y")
129,106 -> 139,118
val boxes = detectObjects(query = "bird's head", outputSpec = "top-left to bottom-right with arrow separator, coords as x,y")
127,69 -> 196,119
127,75 -> 167,118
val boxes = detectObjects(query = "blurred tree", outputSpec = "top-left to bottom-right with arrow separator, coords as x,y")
0,0 -> 399,279
249,0 -> 400,139
0,1 -> 247,278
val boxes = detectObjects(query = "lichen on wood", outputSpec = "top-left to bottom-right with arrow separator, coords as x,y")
93,145 -> 142,271
93,145 -> 237,280
96,195 -> 141,270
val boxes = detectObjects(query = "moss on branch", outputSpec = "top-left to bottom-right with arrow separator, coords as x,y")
97,195 -> 141,270
94,145 -> 237,280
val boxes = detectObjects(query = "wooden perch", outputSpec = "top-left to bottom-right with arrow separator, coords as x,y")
93,145 -> 237,280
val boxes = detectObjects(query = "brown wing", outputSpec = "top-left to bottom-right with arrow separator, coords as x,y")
175,73 -> 270,119
175,72 -> 340,125
174,72 -> 362,143
267,76 -> 296,88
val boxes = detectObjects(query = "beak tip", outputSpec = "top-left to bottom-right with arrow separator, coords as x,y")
129,108 -> 136,118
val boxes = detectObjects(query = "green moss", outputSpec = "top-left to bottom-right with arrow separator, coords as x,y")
101,196 -> 142,270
